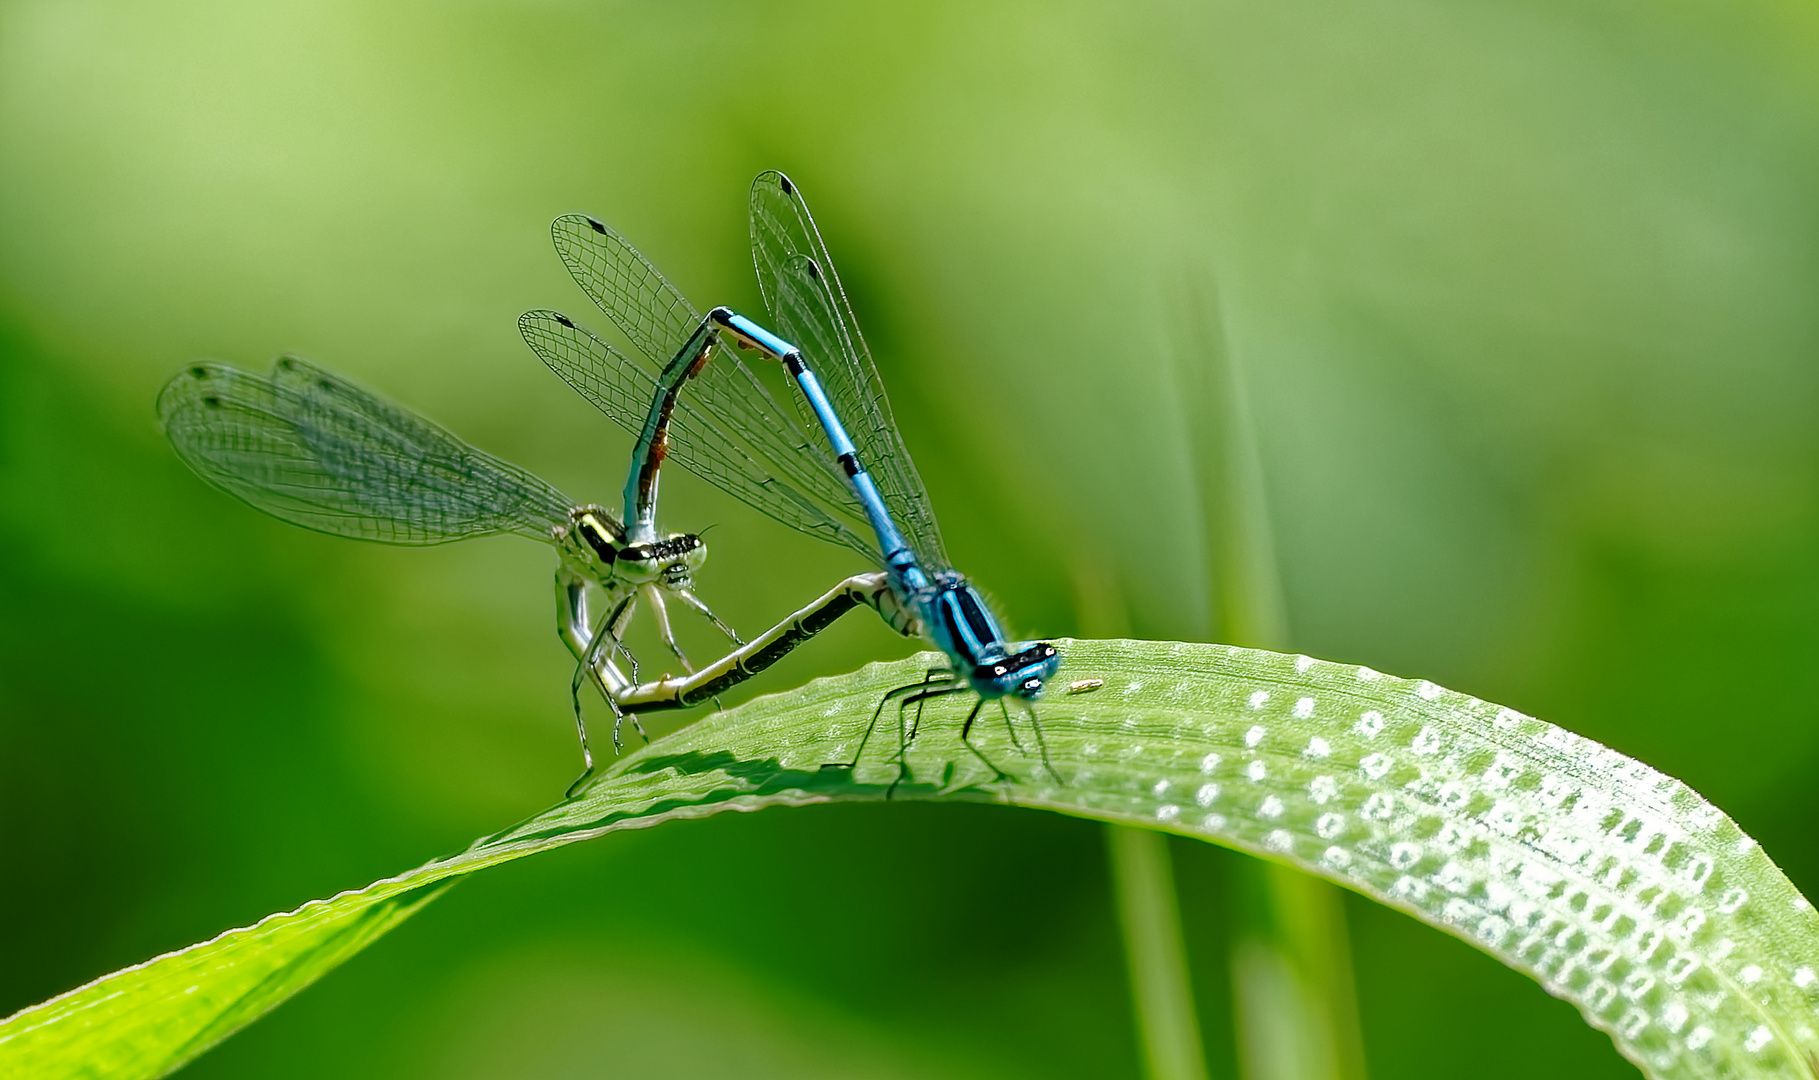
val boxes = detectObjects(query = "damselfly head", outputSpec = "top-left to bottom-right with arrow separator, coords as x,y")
973,641 -> 1061,701
618,531 -> 708,588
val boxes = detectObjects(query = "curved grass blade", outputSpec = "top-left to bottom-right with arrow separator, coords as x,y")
6,640 -> 1815,1080
749,170 -> 950,571
158,358 -> 573,545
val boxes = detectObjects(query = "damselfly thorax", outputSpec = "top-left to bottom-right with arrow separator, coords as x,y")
553,506 -> 707,591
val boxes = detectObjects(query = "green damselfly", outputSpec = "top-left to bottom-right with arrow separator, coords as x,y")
159,355 -> 896,776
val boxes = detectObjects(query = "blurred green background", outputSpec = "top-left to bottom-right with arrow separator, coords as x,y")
2,0 -> 1816,1076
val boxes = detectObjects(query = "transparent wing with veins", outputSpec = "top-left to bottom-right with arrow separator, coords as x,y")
159,357 -> 574,545
528,213 -> 878,560
519,309 -> 876,560
748,170 -> 950,572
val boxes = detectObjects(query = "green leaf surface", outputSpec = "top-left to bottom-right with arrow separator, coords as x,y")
5,640 -> 1815,1080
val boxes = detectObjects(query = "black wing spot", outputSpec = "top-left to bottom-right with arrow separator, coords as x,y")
202,395 -> 222,408
276,357 -> 297,371
779,175 -> 794,195
585,217 -> 607,234
188,365 -> 209,379
554,313 -> 576,328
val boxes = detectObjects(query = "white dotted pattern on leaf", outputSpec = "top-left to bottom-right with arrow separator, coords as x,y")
880,640 -> 1819,1080
101,640 -> 1810,1080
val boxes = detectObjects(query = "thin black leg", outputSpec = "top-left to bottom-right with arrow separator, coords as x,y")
899,688 -> 930,752
905,666 -> 948,743
895,686 -> 912,795
998,699 -> 1026,753
958,697 -> 1013,782
1027,706 -> 1061,783
827,670 -> 951,772
886,683 -> 967,798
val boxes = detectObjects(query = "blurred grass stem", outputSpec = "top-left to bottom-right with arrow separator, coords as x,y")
1076,481 -> 1208,1077
1109,826 -> 1212,1080
1170,272 -> 1367,1080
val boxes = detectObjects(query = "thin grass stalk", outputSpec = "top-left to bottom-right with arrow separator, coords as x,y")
1111,825 -> 1214,1080
1169,271 -> 1367,1080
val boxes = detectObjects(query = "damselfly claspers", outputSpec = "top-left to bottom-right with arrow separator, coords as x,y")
158,355 -> 888,774
523,171 -> 1062,786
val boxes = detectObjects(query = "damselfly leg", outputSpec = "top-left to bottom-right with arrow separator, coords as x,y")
827,668 -> 954,776
904,667 -> 952,743
956,698 -> 1014,785
823,665 -> 1035,794
642,583 -> 691,673
994,700 -> 1062,783
1025,705 -> 1061,782
674,586 -> 745,647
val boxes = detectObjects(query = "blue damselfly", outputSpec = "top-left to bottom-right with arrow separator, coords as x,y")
525,172 -> 1062,785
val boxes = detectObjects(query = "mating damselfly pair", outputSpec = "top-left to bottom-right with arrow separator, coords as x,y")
160,171 -> 1063,791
